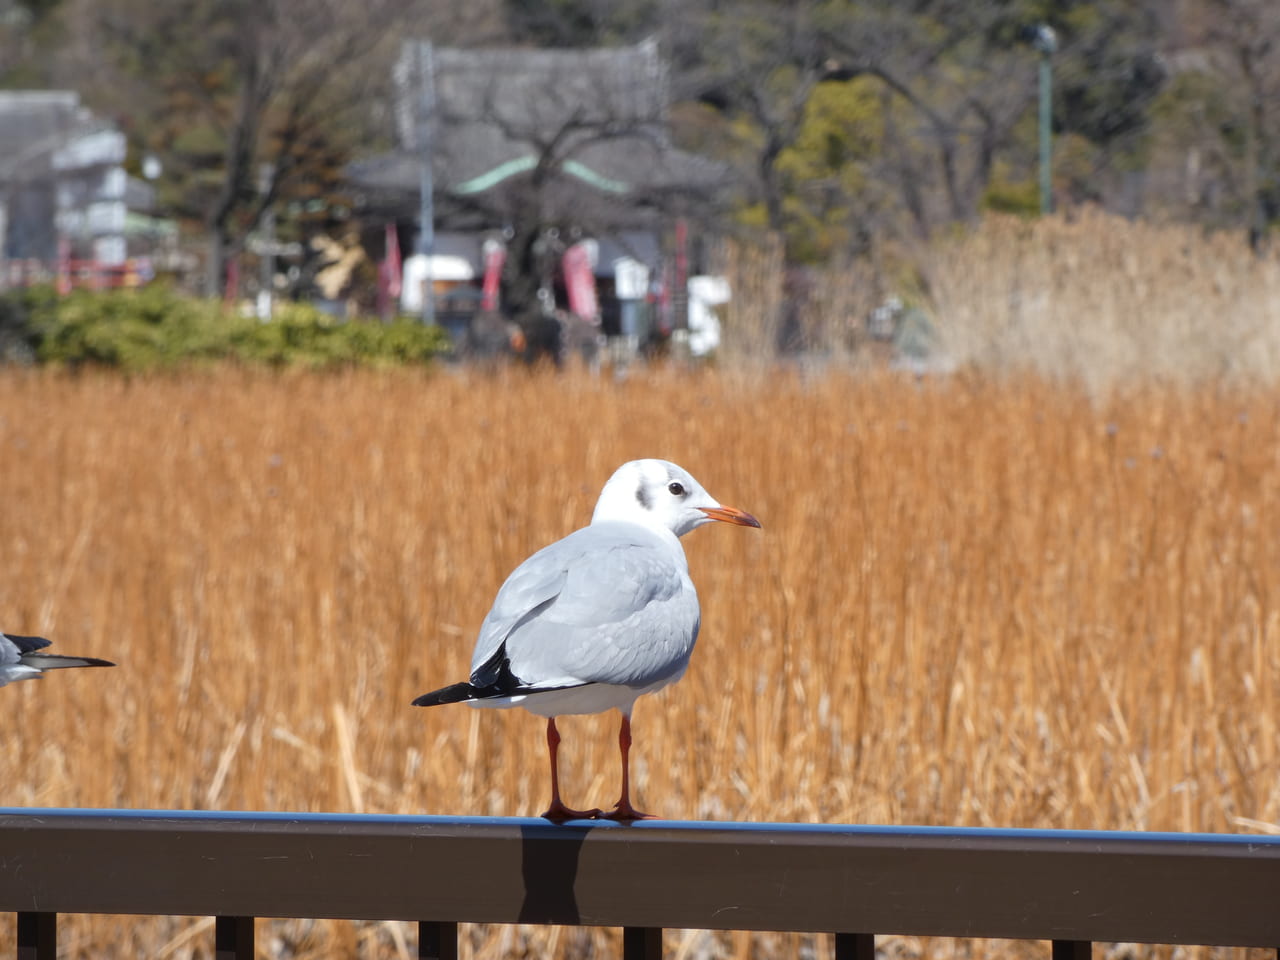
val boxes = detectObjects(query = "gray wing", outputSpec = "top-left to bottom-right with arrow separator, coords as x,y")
0,631 -> 112,688
470,523 -> 700,692
0,631 -> 42,687
0,632 -> 18,667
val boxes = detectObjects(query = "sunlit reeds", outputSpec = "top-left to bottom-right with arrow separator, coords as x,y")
926,209 -> 1280,391
0,366 -> 1276,958
719,209 -> 1280,391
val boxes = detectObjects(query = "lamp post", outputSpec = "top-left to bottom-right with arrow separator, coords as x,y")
1032,24 -> 1057,216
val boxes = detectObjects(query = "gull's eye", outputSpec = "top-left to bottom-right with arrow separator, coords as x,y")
668,482 -> 686,497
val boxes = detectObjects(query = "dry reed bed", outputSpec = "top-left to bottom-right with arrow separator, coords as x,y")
719,210 -> 1280,390
926,210 -> 1280,389
0,367 -> 1276,959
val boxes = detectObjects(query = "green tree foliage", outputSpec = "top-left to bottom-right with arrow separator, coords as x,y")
750,78 -> 882,263
668,1 -> 842,259
668,0 -> 1176,259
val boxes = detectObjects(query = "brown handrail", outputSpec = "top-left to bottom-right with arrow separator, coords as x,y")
3,808 -> 1279,959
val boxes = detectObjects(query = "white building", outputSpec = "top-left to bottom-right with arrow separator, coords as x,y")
0,91 -> 154,286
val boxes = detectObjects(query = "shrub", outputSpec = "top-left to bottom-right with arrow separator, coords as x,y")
30,285 -> 234,369
230,303 -> 448,369
12,286 -> 448,371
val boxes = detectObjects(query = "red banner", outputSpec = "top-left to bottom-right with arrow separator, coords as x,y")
377,223 -> 402,319
481,239 -> 506,312
383,223 -> 402,299
563,242 -> 598,321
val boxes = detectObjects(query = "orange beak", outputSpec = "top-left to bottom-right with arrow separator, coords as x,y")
699,505 -> 762,528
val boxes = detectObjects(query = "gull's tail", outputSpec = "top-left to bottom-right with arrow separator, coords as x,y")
411,644 -> 580,707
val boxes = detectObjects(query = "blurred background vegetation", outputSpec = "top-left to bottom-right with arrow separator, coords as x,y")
6,0 -> 1277,268
2,0 -> 1279,375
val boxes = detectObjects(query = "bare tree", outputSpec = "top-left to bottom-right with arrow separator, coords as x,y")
1205,0 -> 1280,250
1138,0 -> 1280,247
822,5 -> 1044,230
62,0 -> 500,295
668,1 -> 831,242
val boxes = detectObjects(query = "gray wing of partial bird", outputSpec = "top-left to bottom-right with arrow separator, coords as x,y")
469,521 -> 700,694
0,631 -> 50,686
0,631 -> 113,687
0,632 -> 21,667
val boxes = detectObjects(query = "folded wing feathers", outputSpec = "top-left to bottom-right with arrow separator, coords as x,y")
413,523 -> 697,708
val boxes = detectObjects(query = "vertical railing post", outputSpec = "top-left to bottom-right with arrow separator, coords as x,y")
1052,940 -> 1090,960
623,926 -> 662,960
835,932 -> 876,960
16,912 -> 56,960
214,915 -> 254,960
418,920 -> 458,960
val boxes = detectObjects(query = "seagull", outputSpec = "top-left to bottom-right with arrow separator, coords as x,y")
413,458 -> 760,821
0,631 -> 116,687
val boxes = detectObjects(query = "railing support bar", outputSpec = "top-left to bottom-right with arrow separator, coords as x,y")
1052,940 -> 1090,960
418,920 -> 458,960
835,932 -> 876,960
214,915 -> 254,960
16,912 -> 56,960
623,926 -> 662,960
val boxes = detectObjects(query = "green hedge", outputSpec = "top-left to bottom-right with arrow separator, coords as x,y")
1,285 -> 449,371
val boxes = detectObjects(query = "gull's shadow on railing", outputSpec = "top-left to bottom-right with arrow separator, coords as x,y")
518,821 -> 596,924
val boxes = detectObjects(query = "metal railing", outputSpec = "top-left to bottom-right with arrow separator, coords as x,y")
1,257 -> 155,292
3,808 -> 1279,959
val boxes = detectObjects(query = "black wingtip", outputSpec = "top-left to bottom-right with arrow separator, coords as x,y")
412,682 -> 476,707
6,634 -> 52,654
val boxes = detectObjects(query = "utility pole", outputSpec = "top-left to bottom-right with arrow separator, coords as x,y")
257,163 -> 275,319
1032,24 -> 1057,216
670,216 -> 690,363
416,42 -> 437,326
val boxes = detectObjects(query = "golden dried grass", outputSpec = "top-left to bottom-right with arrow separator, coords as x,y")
0,365 -> 1277,959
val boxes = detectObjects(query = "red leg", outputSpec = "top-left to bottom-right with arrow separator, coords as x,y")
604,712 -> 655,821
539,717 -> 602,821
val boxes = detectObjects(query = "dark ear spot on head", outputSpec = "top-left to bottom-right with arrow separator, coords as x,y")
635,483 -> 652,510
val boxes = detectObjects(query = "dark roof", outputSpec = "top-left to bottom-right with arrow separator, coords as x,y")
350,39 -> 726,225
398,41 -> 669,152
